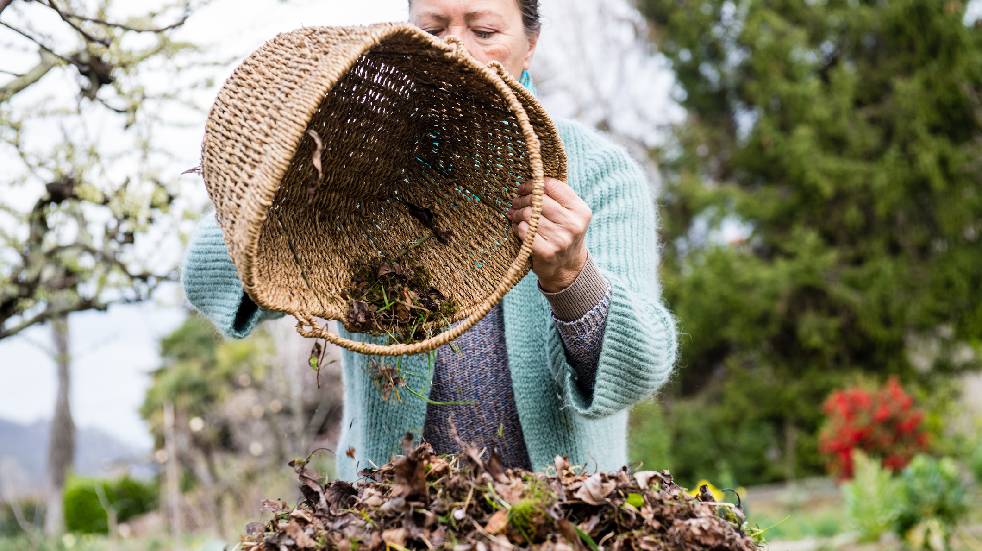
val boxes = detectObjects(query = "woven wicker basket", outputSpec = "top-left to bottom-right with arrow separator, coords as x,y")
200,23 -> 566,356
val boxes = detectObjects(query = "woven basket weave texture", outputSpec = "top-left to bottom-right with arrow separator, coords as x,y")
200,23 -> 566,354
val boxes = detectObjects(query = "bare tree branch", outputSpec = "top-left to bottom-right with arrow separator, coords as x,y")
0,49 -> 61,102
0,293 -> 166,340
44,0 -> 110,47
48,3 -> 192,33
0,21 -> 73,64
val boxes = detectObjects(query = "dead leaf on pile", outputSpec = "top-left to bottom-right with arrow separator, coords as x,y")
288,458 -> 328,513
382,527 -> 408,548
324,480 -> 357,514
486,450 -> 510,484
379,496 -> 408,515
485,509 -> 509,535
289,509 -> 314,523
494,478 -> 525,505
260,498 -> 288,513
573,473 -> 616,506
285,520 -> 317,549
554,455 -> 579,485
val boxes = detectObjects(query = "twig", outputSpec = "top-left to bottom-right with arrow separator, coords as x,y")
0,297 -> 99,340
92,481 -> 118,538
0,21 -> 74,65
403,384 -> 477,407
0,50 -> 60,102
44,0 -> 110,46
51,4 -> 191,33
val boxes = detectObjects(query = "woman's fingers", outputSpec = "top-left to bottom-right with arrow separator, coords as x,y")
511,176 -> 592,290
516,177 -> 580,209
507,192 -> 569,226
513,218 -> 566,260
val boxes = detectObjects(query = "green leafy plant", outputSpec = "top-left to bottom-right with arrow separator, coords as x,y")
894,455 -> 968,549
842,450 -> 900,542
63,476 -> 158,535
969,433 -> 982,485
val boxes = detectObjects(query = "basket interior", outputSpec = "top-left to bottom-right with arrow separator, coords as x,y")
252,31 -> 534,325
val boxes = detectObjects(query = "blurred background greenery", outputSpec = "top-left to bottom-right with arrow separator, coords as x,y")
1,0 -> 980,550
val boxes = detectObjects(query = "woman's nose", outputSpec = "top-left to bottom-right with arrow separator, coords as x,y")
443,28 -> 481,60
444,26 -> 466,43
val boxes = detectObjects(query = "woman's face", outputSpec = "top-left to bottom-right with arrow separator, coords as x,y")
409,0 -> 538,78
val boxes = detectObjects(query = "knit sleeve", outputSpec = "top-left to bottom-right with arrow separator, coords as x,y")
546,135 -> 678,419
180,211 -> 285,339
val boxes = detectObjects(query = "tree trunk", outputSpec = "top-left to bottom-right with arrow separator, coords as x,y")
44,314 -> 74,537
783,419 -> 797,483
163,402 -> 183,544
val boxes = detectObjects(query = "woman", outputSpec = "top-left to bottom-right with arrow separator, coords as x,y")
182,0 -> 677,481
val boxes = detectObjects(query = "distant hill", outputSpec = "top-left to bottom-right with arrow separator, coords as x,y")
0,418 -> 152,499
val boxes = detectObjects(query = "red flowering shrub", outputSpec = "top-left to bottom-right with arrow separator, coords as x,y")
819,377 -> 929,479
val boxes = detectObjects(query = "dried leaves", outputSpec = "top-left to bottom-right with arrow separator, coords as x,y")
345,258 -> 458,344
573,473 -> 617,506
241,442 -> 759,550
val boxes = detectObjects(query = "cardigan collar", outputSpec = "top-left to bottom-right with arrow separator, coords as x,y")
519,69 -> 538,96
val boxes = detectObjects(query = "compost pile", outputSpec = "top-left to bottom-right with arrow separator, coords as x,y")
344,258 -> 459,343
240,439 -> 759,550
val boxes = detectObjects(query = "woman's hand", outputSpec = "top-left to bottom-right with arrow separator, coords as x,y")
507,177 -> 592,292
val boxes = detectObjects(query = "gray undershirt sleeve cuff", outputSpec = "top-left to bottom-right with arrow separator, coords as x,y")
538,254 -> 612,395
539,253 -> 609,322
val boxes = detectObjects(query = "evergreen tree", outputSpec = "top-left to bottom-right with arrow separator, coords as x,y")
637,0 -> 981,480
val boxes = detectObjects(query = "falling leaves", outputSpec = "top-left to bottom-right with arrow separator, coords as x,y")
241,442 -> 758,550
307,340 -> 327,388
345,257 -> 458,344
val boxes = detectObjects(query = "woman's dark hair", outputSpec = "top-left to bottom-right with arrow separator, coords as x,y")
408,0 -> 541,35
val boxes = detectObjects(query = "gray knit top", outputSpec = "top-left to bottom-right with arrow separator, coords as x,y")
423,254 -> 611,469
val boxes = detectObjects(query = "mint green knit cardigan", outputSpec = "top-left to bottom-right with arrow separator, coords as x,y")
181,117 -> 678,481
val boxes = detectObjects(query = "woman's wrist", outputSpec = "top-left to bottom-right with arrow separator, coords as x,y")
536,244 -> 589,292
538,253 -> 610,321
